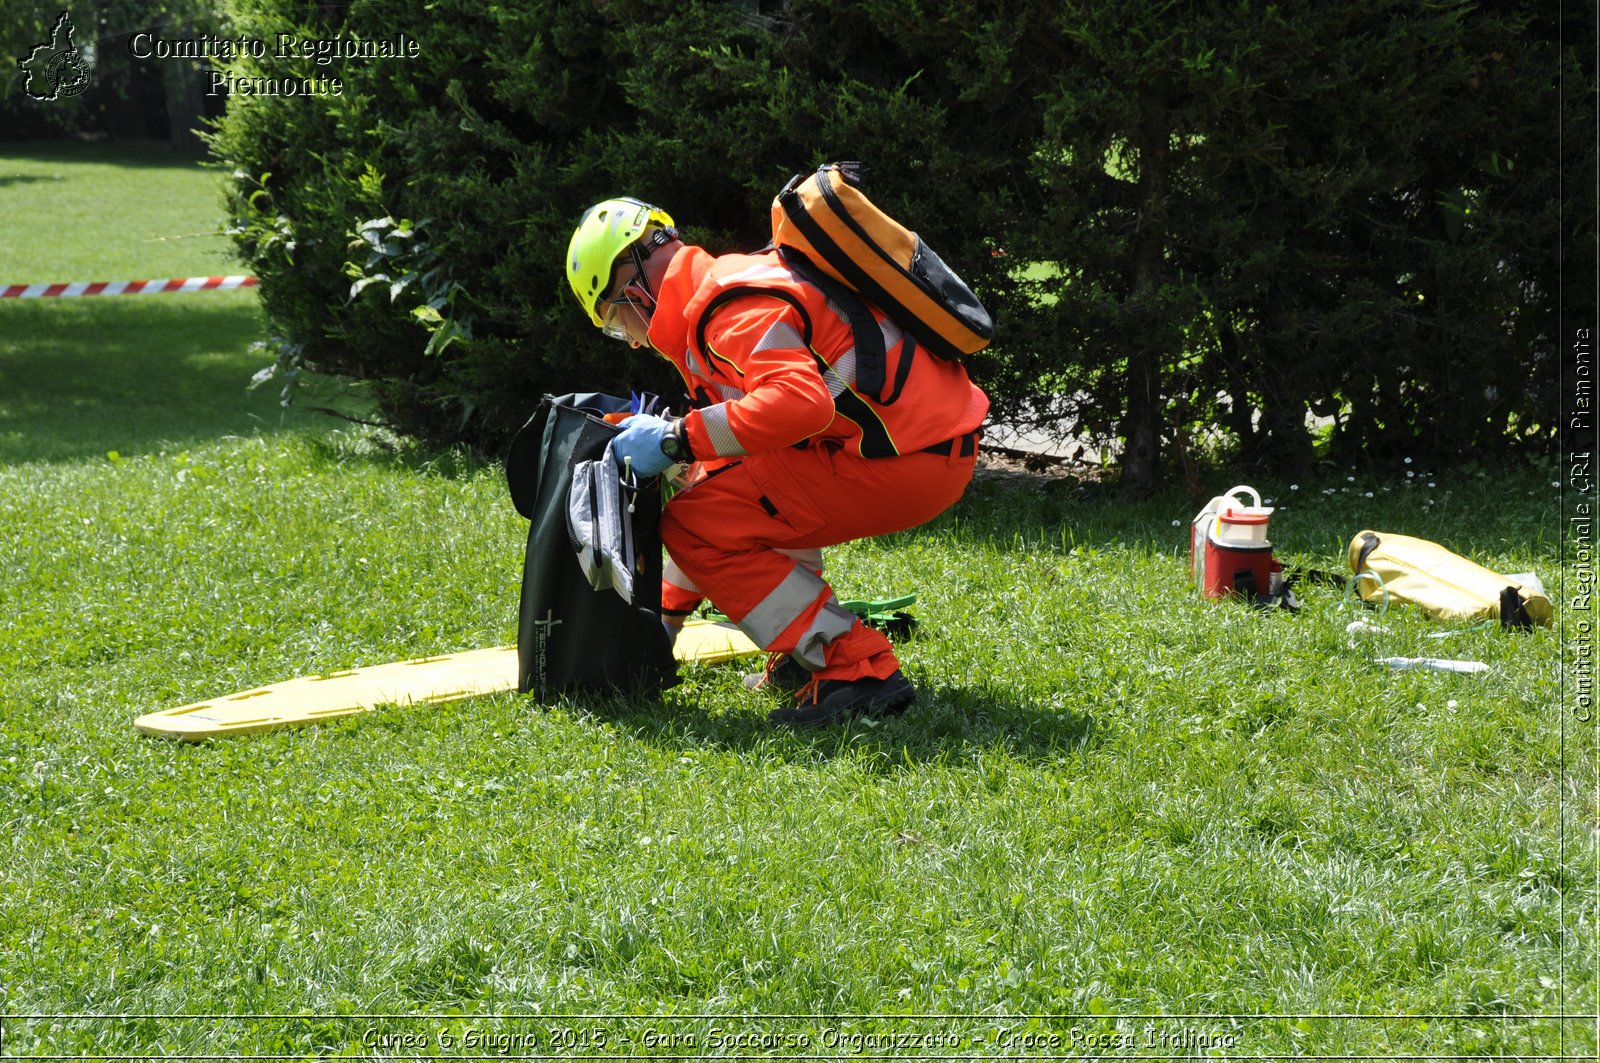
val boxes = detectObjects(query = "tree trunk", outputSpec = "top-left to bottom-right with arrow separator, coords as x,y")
1120,353 -> 1163,497
1255,278 -> 1313,476
1118,98 -> 1169,499
1260,383 -> 1313,476
163,23 -> 209,155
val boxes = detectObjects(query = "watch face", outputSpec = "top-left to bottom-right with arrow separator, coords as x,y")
661,433 -> 686,462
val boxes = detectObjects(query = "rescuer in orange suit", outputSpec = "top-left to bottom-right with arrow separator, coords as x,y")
566,197 -> 988,726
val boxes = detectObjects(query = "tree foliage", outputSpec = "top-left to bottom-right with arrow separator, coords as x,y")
3,0 -> 219,146
206,0 -> 1582,489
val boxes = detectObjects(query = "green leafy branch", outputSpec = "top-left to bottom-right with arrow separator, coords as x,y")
345,216 -> 474,358
223,170 -> 296,265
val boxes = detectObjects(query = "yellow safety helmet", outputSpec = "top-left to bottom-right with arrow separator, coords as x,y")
566,197 -> 677,327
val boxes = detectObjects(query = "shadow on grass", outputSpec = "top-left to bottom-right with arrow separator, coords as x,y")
0,296 -> 337,463
0,140 -> 210,171
919,460 -> 1559,570
542,667 -> 1107,772
943,475 -> 1181,555
299,429 -> 501,481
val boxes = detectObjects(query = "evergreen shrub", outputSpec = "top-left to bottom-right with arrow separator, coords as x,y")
208,0 -> 1581,485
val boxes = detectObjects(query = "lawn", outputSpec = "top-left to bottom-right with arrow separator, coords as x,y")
0,144 -> 1592,1060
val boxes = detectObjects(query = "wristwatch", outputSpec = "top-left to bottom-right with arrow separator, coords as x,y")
659,418 -> 693,463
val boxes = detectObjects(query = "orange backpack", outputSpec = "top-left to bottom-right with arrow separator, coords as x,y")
769,162 -> 994,398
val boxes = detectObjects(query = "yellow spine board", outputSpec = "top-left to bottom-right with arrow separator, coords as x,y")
135,620 -> 761,740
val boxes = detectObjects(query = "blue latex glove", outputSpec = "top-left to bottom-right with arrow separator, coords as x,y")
612,414 -> 677,477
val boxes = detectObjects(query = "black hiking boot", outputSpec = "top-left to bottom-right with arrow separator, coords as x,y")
767,670 -> 916,728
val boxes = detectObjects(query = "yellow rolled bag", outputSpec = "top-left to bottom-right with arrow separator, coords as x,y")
1347,530 -> 1553,629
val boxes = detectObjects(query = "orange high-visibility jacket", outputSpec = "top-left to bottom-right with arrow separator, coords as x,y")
646,247 -> 988,461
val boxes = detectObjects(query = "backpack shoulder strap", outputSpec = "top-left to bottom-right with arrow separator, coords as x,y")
779,247 -> 890,402
690,282 -> 902,458
693,263 -> 917,410
693,285 -> 813,374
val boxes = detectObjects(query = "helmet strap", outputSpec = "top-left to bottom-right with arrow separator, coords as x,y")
627,233 -> 672,306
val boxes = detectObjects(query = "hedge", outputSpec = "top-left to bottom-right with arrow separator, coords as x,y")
207,0 -> 1583,491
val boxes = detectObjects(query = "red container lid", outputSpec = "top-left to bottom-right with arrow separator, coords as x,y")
1220,508 -> 1270,525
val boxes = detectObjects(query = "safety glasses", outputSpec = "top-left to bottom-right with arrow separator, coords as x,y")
598,227 -> 671,340
600,290 -> 647,341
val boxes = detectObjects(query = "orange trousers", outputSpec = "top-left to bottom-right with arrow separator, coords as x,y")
660,440 -> 977,682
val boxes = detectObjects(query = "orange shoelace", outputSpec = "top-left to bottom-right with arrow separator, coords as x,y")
757,651 -> 787,688
793,675 -> 823,705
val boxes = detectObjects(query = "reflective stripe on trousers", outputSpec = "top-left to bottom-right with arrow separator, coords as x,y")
739,565 -> 859,671
662,547 -> 822,616
657,442 -> 978,683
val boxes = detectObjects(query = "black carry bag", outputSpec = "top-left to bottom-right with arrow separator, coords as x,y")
505,393 -> 679,699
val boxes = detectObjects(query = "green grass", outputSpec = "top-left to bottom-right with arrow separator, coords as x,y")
0,142 -> 304,464
0,142 -> 243,281
0,145 -> 1593,1060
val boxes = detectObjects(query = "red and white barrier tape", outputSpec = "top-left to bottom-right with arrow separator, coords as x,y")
1,276 -> 258,299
